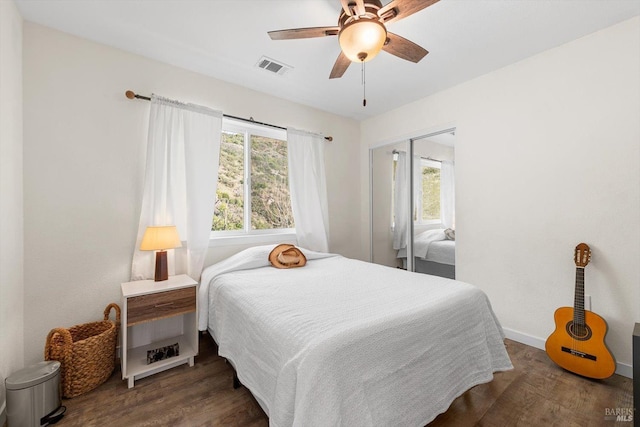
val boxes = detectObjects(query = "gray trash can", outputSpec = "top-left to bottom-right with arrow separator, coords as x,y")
5,361 -> 66,427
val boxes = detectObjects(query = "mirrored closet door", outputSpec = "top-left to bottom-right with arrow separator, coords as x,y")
370,129 -> 456,278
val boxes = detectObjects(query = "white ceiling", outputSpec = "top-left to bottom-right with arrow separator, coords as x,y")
15,0 -> 640,121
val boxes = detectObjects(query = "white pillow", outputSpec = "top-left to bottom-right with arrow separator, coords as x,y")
444,228 -> 455,240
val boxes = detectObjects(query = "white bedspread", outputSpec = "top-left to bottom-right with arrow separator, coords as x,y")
397,228 -> 449,261
424,240 -> 455,265
198,245 -> 334,330
201,246 -> 512,427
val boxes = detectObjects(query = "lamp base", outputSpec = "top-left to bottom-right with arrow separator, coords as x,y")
154,250 -> 168,281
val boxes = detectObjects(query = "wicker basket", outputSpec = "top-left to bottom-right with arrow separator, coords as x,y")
45,303 -> 121,398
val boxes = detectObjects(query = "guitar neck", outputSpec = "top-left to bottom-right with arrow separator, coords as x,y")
573,267 -> 585,325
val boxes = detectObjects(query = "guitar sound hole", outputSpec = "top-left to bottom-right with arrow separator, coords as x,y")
566,321 -> 592,341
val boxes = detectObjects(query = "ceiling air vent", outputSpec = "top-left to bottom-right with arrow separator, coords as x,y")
256,56 -> 292,76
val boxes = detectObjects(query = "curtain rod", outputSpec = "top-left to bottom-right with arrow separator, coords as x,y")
125,91 -> 333,141
391,150 -> 442,162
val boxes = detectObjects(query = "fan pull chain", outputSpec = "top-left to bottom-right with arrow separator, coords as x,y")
361,60 -> 367,107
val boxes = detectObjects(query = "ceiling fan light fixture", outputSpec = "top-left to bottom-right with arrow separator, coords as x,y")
338,18 -> 387,63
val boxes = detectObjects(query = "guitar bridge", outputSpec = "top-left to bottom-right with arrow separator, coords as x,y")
561,346 -> 597,361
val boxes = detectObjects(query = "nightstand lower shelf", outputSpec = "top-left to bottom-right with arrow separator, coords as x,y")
125,335 -> 196,388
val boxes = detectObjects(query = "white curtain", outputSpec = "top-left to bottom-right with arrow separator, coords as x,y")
412,155 -> 422,223
286,128 -> 329,252
440,160 -> 455,229
131,95 -> 222,281
392,151 -> 408,250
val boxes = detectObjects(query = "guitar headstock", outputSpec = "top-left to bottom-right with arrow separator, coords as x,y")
574,243 -> 591,268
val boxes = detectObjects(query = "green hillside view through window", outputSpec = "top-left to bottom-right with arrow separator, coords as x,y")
213,129 -> 294,232
422,166 -> 440,221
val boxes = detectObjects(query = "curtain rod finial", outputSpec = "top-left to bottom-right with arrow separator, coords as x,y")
325,136 -> 333,142
125,90 -> 136,99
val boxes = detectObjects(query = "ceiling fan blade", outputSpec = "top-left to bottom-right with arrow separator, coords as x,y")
329,52 -> 351,79
382,32 -> 428,63
378,0 -> 439,24
340,0 -> 353,16
340,0 -> 366,16
268,27 -> 339,40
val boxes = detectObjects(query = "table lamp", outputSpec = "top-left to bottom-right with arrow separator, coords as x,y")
140,225 -> 182,281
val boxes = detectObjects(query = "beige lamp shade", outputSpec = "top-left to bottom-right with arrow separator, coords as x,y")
338,18 -> 387,63
140,226 -> 182,251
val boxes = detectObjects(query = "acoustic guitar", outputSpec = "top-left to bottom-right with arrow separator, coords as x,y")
545,243 -> 616,379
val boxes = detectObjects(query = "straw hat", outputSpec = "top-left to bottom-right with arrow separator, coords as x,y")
269,244 -> 307,269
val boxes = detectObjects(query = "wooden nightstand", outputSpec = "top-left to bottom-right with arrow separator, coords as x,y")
121,274 -> 198,388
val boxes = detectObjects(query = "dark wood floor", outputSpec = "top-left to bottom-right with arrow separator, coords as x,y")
54,334 -> 632,426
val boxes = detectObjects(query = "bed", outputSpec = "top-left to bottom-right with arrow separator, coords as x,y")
397,229 -> 456,279
199,245 -> 511,426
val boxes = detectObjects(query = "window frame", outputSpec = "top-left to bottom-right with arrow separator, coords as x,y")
210,119 -> 295,246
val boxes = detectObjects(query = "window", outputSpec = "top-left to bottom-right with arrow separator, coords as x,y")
417,159 -> 441,223
391,156 -> 442,227
212,119 -> 294,237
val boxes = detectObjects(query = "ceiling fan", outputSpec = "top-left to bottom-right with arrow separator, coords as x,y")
268,0 -> 439,79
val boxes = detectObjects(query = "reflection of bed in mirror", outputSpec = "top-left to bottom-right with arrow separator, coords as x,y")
397,229 -> 455,279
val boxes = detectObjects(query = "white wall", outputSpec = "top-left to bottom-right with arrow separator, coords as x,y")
361,17 -> 640,373
22,23 -> 361,365
0,0 -> 24,420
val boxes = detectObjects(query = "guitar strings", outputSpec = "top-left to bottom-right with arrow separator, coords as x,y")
572,266 -> 584,355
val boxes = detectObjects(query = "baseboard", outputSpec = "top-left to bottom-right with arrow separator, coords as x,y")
616,361 -> 633,379
503,327 -> 546,351
1,400 -> 6,427
502,327 -> 632,379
